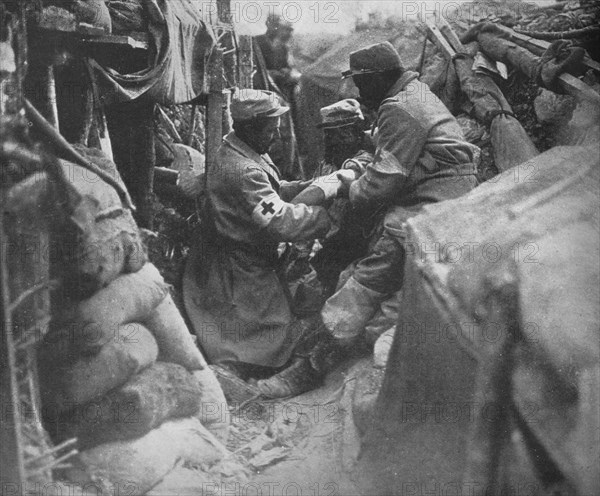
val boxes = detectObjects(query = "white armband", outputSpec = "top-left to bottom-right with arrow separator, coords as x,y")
252,192 -> 285,228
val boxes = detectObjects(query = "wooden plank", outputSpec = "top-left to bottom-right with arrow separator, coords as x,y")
0,216 -> 26,489
218,0 -> 232,24
205,48 -> 224,192
559,73 -> 600,106
437,16 -> 467,53
238,35 -> 254,89
81,33 -> 148,50
502,26 -> 600,73
157,106 -> 183,144
45,66 -> 59,130
425,17 -> 456,58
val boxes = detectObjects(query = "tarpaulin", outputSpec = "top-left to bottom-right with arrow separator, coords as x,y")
357,145 -> 600,494
91,0 -> 216,105
296,25 -> 435,175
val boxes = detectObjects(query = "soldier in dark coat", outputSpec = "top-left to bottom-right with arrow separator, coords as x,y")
321,42 -> 480,346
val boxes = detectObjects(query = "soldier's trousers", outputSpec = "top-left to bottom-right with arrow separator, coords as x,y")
321,205 -> 420,340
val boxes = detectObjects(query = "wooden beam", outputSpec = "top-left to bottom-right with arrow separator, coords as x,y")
559,73 -> 600,106
205,48 -> 224,192
437,16 -> 467,54
217,0 -> 232,25
425,17 -> 456,58
80,33 -> 148,50
0,217 -> 26,488
238,35 -> 254,89
157,106 -> 183,144
45,65 -> 59,130
509,30 -> 600,73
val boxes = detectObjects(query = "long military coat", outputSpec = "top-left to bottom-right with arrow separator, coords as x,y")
184,132 -> 330,367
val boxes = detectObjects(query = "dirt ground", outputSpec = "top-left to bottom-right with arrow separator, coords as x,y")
146,357 -> 384,496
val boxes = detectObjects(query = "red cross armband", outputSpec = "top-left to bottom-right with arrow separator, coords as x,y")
252,192 -> 285,228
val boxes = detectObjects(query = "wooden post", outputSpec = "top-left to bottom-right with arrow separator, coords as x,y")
106,99 -> 156,228
238,35 -> 254,89
217,0 -> 232,24
205,48 -> 224,191
188,104 -> 198,146
45,65 -> 59,130
0,219 -> 26,491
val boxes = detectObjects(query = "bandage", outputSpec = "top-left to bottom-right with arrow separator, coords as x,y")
312,172 -> 342,199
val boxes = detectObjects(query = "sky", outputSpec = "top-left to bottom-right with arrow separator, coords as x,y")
217,0 -> 558,35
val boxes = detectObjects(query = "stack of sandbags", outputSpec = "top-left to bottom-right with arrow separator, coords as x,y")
41,262 -> 229,493
37,148 -> 229,493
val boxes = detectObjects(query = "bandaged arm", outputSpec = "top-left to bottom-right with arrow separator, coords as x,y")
290,170 -> 358,206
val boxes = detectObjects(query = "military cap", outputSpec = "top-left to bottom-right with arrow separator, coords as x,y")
317,99 -> 364,129
231,89 -> 289,122
342,42 -> 404,79
266,13 -> 294,30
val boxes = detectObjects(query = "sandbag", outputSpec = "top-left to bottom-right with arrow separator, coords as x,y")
170,143 -> 205,200
64,417 -> 228,495
75,210 -> 146,293
193,368 -> 229,444
490,115 -> 540,172
53,362 -> 202,448
67,263 -> 169,350
144,293 -> 206,371
59,148 -> 146,294
40,324 -> 158,414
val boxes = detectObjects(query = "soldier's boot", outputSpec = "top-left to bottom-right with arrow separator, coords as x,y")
255,356 -> 320,399
256,332 -> 349,399
321,276 -> 388,343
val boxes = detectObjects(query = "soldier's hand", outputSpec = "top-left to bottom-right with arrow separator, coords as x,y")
336,169 -> 357,198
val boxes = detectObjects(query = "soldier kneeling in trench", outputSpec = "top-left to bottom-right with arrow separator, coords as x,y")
184,89 -> 355,398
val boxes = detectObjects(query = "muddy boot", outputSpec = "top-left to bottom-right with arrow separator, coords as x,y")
210,363 -> 261,404
321,276 -> 388,341
537,41 -> 585,92
308,330 -> 354,374
255,356 -> 321,399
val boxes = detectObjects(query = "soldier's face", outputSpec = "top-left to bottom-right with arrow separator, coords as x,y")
352,74 -> 385,110
255,117 -> 281,154
324,125 -> 361,159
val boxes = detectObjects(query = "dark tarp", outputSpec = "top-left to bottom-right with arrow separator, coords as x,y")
91,0 -> 216,105
296,25 -> 439,175
357,145 -> 600,494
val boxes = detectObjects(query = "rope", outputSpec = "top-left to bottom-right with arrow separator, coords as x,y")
485,109 -> 516,126
514,25 -> 600,40
24,99 -> 135,210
